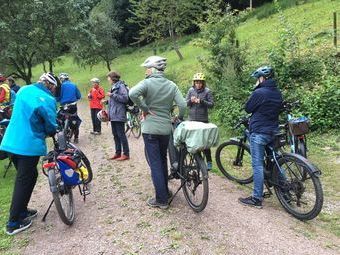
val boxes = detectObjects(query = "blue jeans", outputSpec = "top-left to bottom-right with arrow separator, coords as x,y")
249,133 -> 274,200
111,121 -> 129,156
143,133 -> 170,204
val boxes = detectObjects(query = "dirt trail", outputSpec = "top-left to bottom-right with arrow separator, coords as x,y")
9,102 -> 340,255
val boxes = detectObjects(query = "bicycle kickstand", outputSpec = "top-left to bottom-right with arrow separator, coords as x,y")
42,199 -> 54,222
168,178 -> 188,205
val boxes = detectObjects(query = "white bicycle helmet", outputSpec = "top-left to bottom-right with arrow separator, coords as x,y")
59,73 -> 69,81
90,78 -> 100,83
39,73 -> 57,86
97,109 -> 109,122
141,56 -> 167,71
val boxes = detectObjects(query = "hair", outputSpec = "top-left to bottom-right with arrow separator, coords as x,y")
107,71 -> 120,81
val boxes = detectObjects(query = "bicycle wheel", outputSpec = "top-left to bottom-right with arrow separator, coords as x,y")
273,153 -> 323,220
48,168 -> 75,225
67,143 -> 93,184
215,140 -> 253,184
131,115 -> 141,138
295,137 -> 307,158
181,151 -> 209,212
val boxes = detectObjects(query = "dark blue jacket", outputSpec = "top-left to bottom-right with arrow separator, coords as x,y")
58,80 -> 81,105
245,79 -> 282,135
108,80 -> 128,122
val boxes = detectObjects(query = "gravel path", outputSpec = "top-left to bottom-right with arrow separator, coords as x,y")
9,102 -> 340,255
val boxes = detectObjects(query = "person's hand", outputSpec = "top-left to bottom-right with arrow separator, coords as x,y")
106,92 -> 112,97
101,99 -> 108,105
195,98 -> 200,104
141,110 -> 156,120
191,96 -> 196,103
88,93 -> 92,100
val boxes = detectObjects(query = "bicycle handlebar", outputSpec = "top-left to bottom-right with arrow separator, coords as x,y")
281,100 -> 300,113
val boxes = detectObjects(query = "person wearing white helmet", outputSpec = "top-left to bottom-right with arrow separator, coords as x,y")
1,72 -> 58,235
88,78 -> 105,135
129,56 -> 186,209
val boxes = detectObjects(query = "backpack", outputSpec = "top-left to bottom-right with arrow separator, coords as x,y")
123,82 -> 135,107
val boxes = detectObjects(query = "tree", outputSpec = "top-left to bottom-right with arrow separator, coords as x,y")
129,0 -> 206,60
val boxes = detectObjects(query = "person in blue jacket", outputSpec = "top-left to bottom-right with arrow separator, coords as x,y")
57,73 -> 82,143
1,73 -> 58,235
238,66 -> 283,209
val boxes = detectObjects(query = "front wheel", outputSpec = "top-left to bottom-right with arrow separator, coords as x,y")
181,151 -> 209,212
215,140 -> 253,184
48,168 -> 75,225
273,153 -> 323,220
131,115 -> 141,139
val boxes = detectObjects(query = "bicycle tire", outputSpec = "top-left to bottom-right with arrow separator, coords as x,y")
295,137 -> 307,158
131,116 -> 141,138
273,153 -> 323,220
67,143 -> 93,184
48,168 -> 75,225
215,140 -> 253,184
181,151 -> 209,212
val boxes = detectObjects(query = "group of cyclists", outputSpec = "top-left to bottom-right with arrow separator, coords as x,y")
0,56 -> 282,235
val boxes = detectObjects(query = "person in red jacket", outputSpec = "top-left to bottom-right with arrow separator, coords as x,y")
88,78 -> 105,134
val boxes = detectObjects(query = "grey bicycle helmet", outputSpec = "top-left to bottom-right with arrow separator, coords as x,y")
141,56 -> 167,71
251,66 -> 274,79
59,72 -> 69,81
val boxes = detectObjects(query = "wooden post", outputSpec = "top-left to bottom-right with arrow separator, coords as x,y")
334,12 -> 337,48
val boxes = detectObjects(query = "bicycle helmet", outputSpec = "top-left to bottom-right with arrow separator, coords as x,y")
193,73 -> 205,81
59,73 -> 69,81
97,109 -> 109,122
90,78 -> 100,83
141,56 -> 167,71
39,73 -> 58,86
251,66 -> 274,79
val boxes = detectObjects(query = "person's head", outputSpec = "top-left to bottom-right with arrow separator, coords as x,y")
107,71 -> 120,84
141,56 -> 167,76
90,77 -> 100,88
58,72 -> 69,83
251,66 -> 274,85
7,76 -> 15,85
0,74 -> 7,84
39,73 -> 58,94
192,73 -> 206,89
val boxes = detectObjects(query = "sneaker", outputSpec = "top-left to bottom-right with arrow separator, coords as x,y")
238,196 -> 262,209
95,132 -> 101,135
90,131 -> 96,135
116,155 -> 129,161
109,154 -> 121,160
147,198 -> 169,209
74,138 -> 79,144
207,162 -> 212,171
19,208 -> 37,221
6,219 -> 32,236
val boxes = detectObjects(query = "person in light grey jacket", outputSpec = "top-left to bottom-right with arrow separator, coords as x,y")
186,72 -> 214,170
106,71 -> 130,161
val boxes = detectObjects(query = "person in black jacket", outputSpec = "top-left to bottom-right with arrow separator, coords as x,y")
186,73 -> 214,170
239,66 -> 283,209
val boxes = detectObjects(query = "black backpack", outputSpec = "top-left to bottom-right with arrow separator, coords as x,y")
123,83 -> 134,107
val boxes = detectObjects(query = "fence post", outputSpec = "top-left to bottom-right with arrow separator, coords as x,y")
334,12 -> 337,49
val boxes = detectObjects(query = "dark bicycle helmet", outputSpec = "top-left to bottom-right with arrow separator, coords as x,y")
251,66 -> 274,79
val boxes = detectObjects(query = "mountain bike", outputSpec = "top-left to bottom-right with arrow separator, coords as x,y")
281,101 -> 309,158
125,106 -> 141,138
215,117 -> 323,220
57,102 -> 79,143
41,132 -> 93,225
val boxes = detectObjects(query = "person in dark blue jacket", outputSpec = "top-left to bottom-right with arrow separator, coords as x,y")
58,73 -> 82,143
239,66 -> 283,209
1,73 -> 58,235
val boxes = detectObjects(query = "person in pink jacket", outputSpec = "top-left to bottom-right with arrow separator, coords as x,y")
88,78 -> 105,134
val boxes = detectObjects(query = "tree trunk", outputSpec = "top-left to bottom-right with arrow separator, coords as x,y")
43,62 -> 47,73
153,48 -> 157,55
48,59 -> 53,73
169,24 -> 183,60
106,61 -> 111,71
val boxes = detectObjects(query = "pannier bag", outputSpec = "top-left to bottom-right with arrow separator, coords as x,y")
288,116 -> 310,136
174,121 -> 219,153
57,155 -> 89,186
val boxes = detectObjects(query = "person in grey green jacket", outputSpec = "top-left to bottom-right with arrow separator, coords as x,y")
129,56 -> 186,209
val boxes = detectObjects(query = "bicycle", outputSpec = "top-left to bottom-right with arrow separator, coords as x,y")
57,102 -> 79,143
41,132 -> 93,225
125,106 -> 141,138
215,116 -> 323,220
281,101 -> 309,158
0,106 -> 13,177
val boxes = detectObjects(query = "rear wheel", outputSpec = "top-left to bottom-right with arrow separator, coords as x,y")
273,153 -> 323,220
131,115 -> 141,138
181,151 -> 209,212
48,168 -> 75,225
215,140 -> 253,184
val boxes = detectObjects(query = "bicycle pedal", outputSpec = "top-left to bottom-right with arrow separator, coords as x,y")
263,192 -> 271,198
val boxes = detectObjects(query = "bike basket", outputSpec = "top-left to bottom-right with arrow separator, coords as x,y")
273,132 -> 287,149
288,117 -> 310,136
58,160 -> 81,186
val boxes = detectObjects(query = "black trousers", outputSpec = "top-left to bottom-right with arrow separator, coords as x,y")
9,155 -> 40,222
90,108 -> 101,132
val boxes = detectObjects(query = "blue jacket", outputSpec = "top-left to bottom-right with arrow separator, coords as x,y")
58,80 -> 81,105
245,79 -> 283,135
108,80 -> 128,122
0,83 -> 57,156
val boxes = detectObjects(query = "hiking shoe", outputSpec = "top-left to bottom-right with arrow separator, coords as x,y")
207,162 -> 212,171
19,208 -> 37,221
147,198 -> 169,209
238,196 -> 262,209
109,154 -> 121,160
116,155 -> 129,161
6,219 -> 32,236
95,131 -> 101,135
74,138 -> 79,144
90,131 -> 96,135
